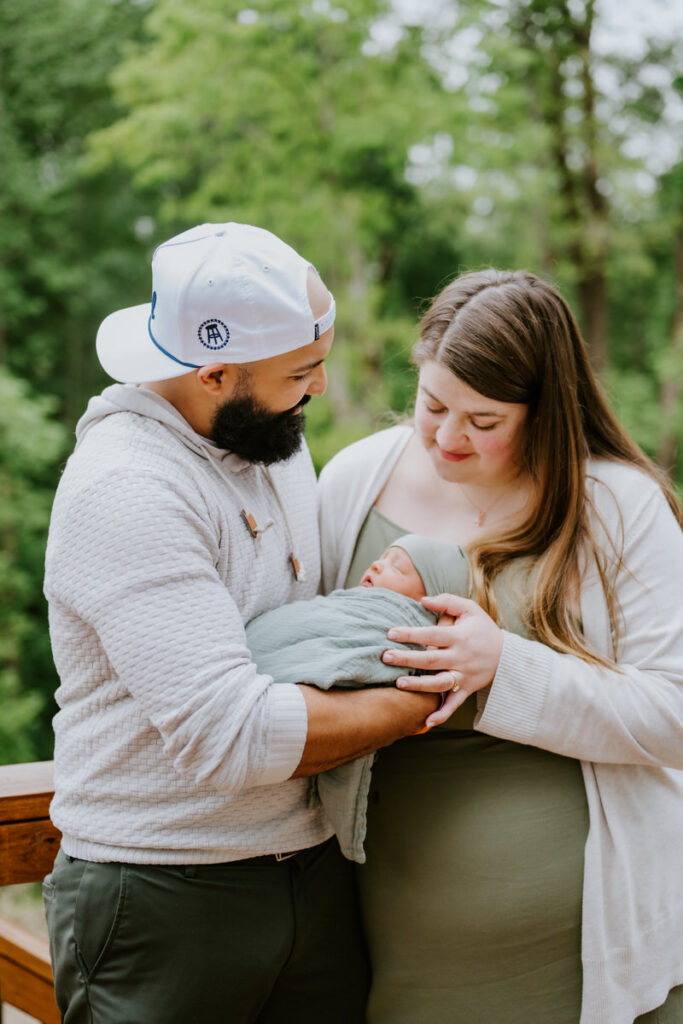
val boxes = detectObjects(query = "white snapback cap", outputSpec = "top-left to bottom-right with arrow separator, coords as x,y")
96,222 -> 335,384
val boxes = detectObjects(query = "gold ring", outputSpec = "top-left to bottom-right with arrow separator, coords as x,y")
447,670 -> 460,692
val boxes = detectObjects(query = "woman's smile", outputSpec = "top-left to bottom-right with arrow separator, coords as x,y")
438,449 -> 473,463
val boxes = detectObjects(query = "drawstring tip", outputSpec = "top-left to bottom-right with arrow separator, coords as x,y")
241,508 -> 259,537
289,554 -> 306,582
241,508 -> 274,538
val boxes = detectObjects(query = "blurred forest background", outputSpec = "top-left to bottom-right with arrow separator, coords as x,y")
1,0 -> 682,765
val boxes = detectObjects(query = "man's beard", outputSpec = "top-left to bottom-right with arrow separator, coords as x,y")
211,389 -> 310,465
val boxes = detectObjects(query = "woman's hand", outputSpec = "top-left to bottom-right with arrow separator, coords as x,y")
382,594 -> 504,728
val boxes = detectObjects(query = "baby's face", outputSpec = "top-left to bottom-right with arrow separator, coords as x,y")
359,546 -> 426,601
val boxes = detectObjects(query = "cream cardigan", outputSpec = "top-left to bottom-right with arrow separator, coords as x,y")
318,424 -> 683,1024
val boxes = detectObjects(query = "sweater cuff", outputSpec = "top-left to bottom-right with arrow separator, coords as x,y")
258,683 -> 309,786
474,631 -> 551,744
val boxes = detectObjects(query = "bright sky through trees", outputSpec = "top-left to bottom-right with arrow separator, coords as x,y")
371,0 -> 683,177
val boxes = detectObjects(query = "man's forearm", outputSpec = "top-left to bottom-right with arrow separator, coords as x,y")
290,685 -> 439,777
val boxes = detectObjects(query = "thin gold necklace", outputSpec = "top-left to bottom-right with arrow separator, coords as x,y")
458,483 -> 508,527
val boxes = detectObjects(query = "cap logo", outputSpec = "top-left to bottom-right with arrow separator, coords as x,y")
198,319 -> 230,350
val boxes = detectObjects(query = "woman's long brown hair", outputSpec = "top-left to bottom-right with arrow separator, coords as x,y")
414,269 -> 682,665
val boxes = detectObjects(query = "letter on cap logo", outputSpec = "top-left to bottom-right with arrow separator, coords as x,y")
198,319 -> 230,349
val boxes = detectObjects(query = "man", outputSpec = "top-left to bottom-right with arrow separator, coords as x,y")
43,223 -> 436,1023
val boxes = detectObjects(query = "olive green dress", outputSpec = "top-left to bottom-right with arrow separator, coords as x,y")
344,507 -> 683,1024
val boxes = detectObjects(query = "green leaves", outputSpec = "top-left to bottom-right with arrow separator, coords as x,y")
1,0 -> 682,761
0,369 -> 68,764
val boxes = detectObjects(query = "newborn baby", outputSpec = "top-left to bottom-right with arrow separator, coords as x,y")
246,534 -> 469,862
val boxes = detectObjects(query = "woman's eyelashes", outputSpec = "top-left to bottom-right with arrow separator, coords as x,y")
425,403 -> 500,431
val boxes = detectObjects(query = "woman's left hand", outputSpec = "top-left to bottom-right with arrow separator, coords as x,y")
383,593 -> 504,728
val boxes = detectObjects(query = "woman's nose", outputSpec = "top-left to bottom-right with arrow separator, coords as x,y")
436,416 -> 468,449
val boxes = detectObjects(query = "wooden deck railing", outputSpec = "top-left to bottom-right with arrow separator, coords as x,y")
0,761 -> 60,1023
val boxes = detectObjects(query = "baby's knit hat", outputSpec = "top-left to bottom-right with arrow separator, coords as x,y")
391,534 -> 469,599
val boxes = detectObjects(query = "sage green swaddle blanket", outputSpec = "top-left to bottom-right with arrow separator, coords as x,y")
246,587 -> 435,862
245,535 -> 470,863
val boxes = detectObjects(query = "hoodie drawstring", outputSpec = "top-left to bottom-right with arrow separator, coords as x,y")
207,451 -> 304,583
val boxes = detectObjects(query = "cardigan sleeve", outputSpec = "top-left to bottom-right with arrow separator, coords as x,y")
476,472 -> 683,768
45,467 -> 307,794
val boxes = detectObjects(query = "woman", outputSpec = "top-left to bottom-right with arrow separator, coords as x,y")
318,270 -> 683,1024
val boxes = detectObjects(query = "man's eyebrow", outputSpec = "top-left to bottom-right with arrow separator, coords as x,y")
420,384 -> 502,416
290,358 -> 324,374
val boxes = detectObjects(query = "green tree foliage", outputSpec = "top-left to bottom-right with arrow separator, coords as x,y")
90,0 -> 683,465
606,159 -> 683,477
385,0 -> 683,472
0,0 -> 152,421
88,0 -> 464,449
0,0 -> 681,761
0,368 -> 66,763
90,0 -> 443,267
397,1 -> 682,368
0,0 -> 151,761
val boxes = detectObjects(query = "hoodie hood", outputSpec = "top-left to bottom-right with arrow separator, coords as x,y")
75,383 -> 249,472
75,384 -> 304,571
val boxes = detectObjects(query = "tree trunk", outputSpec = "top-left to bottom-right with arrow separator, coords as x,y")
570,0 -> 609,370
576,263 -> 608,371
522,0 -> 609,370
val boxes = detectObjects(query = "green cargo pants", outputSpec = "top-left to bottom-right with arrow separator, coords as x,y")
43,838 -> 369,1023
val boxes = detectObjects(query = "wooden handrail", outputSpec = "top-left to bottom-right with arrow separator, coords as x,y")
0,760 -> 60,1022
0,761 -> 60,887
0,761 -> 54,821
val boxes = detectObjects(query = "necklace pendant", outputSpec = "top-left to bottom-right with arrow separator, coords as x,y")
476,512 -> 485,527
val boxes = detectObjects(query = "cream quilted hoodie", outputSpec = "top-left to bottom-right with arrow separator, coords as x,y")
44,384 -> 332,863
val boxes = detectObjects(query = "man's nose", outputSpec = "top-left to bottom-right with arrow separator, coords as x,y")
306,363 -> 327,396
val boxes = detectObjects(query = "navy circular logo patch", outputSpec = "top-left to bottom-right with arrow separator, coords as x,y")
198,319 -> 230,350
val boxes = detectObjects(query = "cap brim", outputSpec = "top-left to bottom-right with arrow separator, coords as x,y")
96,304 -> 194,384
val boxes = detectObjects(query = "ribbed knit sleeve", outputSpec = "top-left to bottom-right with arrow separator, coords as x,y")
46,466 -> 308,793
476,472 -> 683,769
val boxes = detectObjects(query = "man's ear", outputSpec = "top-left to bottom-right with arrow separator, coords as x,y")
196,363 -> 239,395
